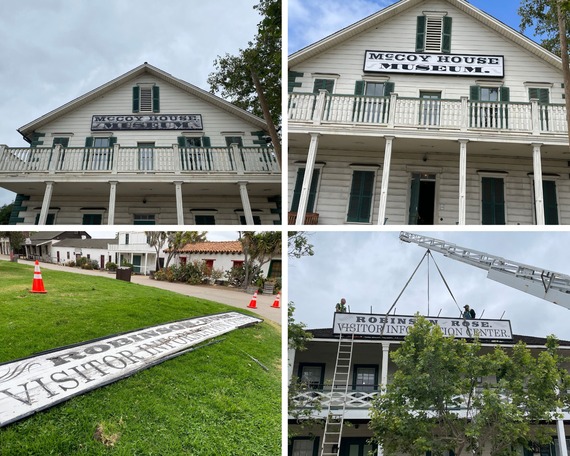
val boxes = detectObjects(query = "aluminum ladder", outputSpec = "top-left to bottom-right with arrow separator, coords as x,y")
320,332 -> 354,456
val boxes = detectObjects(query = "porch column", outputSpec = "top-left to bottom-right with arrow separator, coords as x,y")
38,181 -> 54,225
458,139 -> 469,225
380,342 -> 390,386
377,136 -> 395,225
238,181 -> 254,225
556,411 -> 568,456
295,133 -> 320,225
532,143 -> 545,225
107,181 -> 118,225
174,181 -> 185,225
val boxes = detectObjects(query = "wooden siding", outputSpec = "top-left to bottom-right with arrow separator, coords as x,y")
37,74 -> 264,148
289,147 -> 570,225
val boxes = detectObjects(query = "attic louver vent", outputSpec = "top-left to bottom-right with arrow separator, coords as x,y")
425,16 -> 443,52
140,87 -> 152,112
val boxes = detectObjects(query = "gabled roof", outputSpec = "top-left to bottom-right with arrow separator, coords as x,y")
29,231 -> 91,241
289,0 -> 562,71
178,241 -> 243,254
18,62 -> 268,141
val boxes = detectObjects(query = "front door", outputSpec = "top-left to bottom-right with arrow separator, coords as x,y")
132,255 -> 142,274
408,173 -> 436,225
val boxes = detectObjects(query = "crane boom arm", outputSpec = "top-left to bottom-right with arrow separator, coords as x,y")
399,231 -> 570,309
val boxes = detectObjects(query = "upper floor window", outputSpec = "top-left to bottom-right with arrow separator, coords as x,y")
416,14 -> 452,53
313,78 -> 335,94
133,85 -> 159,113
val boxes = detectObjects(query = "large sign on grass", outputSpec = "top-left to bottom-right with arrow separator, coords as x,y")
333,312 -> 512,340
0,312 -> 261,427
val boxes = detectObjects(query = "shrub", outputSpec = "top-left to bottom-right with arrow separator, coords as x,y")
76,257 -> 89,268
105,262 -> 117,271
66,261 -> 76,267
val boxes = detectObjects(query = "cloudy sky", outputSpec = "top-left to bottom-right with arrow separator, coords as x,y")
288,0 -> 540,54
0,0 -> 261,206
289,230 -> 570,340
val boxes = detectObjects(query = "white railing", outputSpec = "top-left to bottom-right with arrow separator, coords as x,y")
288,92 -> 568,135
0,145 -> 279,174
292,389 -> 379,410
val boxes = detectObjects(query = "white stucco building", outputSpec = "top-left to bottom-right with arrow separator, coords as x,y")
1,63 -> 280,225
288,0 -> 570,225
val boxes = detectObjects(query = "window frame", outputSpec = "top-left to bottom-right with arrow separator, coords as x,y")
290,163 -> 324,214
346,166 -> 378,224
479,172 -> 507,225
297,362 -> 326,390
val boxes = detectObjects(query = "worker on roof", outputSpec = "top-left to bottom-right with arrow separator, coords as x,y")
463,304 -> 475,319
335,298 -> 347,313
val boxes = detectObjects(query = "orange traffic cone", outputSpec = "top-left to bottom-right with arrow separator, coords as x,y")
247,291 -> 258,309
30,260 -> 47,294
271,292 -> 281,308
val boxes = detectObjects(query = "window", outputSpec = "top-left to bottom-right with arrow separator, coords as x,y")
133,85 -> 159,113
353,365 -> 378,392
52,137 -> 69,147
84,137 -> 115,170
195,215 -> 216,225
137,142 -> 154,171
225,136 -> 243,147
82,214 -> 102,225
529,87 -> 550,131
298,363 -> 325,390
481,177 -> 505,225
470,86 -> 510,129
312,78 -> 335,94
133,214 -> 155,225
232,260 -> 244,269
291,438 -> 318,456
534,180 -> 559,225
419,91 -> 441,126
353,81 -> 395,123
267,259 -> 282,278
347,170 -> 376,223
34,213 -> 55,225
239,215 -> 261,225
178,137 -> 212,171
416,15 -> 452,53
290,167 -> 321,213
125,234 -> 129,245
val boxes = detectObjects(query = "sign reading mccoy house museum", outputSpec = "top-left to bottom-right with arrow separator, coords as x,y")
0,311 -> 261,428
364,51 -> 504,77
333,312 -> 512,340
91,114 -> 203,131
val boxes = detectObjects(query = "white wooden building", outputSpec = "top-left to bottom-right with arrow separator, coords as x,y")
23,232 -> 91,262
50,238 -> 118,269
108,231 -> 165,275
0,63 -> 280,225
289,313 -> 570,456
288,0 -> 570,225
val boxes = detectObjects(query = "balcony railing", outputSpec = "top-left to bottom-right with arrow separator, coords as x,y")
0,145 -> 279,174
289,91 -> 568,135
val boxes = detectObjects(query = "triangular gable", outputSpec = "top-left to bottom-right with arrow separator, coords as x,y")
289,0 -> 562,71
18,62 -> 267,141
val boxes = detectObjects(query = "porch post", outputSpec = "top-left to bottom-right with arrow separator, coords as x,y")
532,143 -> 545,225
295,133 -> 320,225
107,181 -> 118,225
174,181 -> 185,225
381,342 -> 390,386
458,139 -> 468,225
238,181 -> 254,225
556,412 -> 568,456
38,181 -> 54,225
377,136 -> 395,225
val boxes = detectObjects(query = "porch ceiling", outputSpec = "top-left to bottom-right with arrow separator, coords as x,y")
289,133 -> 570,160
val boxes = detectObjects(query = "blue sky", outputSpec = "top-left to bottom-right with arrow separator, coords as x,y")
288,0 -> 541,54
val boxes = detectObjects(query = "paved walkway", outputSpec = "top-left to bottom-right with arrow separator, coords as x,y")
1,256 -> 281,325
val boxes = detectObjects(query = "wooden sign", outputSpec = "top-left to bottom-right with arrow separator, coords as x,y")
91,114 -> 203,131
0,312 -> 261,427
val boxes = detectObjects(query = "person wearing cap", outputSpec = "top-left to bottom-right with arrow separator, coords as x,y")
463,304 -> 475,319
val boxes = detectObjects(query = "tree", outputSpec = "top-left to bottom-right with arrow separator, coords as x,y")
164,231 -> 207,269
0,231 -> 26,260
208,0 -> 281,165
288,232 -> 314,259
369,316 -> 570,456
238,231 -> 281,289
145,231 -> 168,270
0,203 -> 13,225
519,0 -> 570,141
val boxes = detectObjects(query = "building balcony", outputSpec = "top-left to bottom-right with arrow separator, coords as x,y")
288,91 -> 568,137
0,144 -> 279,176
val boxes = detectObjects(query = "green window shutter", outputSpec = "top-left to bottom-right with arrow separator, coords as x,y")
469,86 -> 480,127
152,86 -> 160,112
109,137 -> 117,147
442,16 -> 452,53
288,71 -> 304,93
384,82 -> 395,95
202,137 -> 211,147
347,170 -> 375,223
290,168 -> 320,213
132,86 -> 140,113
313,79 -> 334,94
85,137 -> 93,147
500,86 -> 510,102
500,86 -> 510,128
416,16 -> 426,52
470,86 -> 480,101
177,136 -> 186,147
408,174 -> 420,224
481,177 -> 505,225
354,81 -> 365,95
543,180 -> 559,225
82,214 -> 102,225
195,215 -> 216,225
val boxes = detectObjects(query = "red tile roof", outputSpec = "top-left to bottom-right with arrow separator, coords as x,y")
178,241 -> 243,254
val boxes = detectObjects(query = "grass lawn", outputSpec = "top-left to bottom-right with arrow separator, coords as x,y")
0,261 -> 281,455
